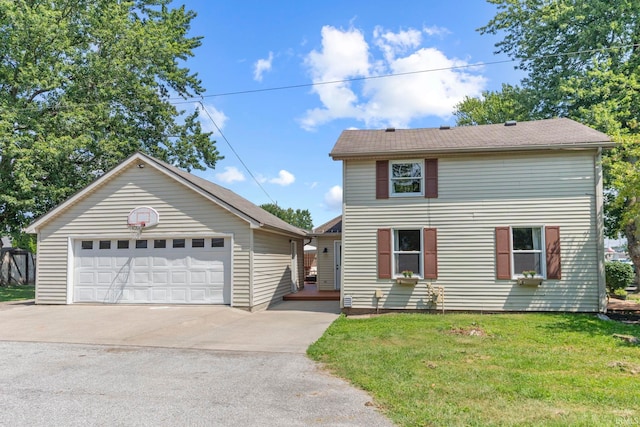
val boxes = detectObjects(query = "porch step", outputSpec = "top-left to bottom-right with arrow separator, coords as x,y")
283,283 -> 340,301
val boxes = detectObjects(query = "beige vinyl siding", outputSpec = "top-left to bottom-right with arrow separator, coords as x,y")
252,230 -> 298,307
316,235 -> 340,290
35,162 -> 251,305
342,151 -> 601,312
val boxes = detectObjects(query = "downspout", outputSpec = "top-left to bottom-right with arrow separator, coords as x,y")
595,148 -> 606,312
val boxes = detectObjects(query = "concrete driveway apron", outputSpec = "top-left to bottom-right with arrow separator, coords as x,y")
0,300 -> 339,352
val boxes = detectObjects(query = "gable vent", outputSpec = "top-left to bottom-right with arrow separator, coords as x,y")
385,127 -> 395,132
439,125 -> 450,130
505,120 -> 517,126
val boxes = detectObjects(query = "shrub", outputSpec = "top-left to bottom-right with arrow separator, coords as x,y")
605,261 -> 634,292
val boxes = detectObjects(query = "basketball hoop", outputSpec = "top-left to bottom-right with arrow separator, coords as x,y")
128,222 -> 145,240
126,207 -> 159,240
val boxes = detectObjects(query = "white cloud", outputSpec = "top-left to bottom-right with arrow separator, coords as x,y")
215,166 -> 245,184
308,181 -> 318,189
301,25 -> 486,130
423,25 -> 450,37
253,51 -> 274,82
323,185 -> 343,211
196,102 -> 228,135
269,170 -> 295,186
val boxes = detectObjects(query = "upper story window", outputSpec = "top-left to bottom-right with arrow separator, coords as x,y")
376,159 -> 437,199
390,161 -> 423,196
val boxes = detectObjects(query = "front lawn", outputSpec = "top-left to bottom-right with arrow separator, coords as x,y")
308,313 -> 640,426
0,285 -> 35,302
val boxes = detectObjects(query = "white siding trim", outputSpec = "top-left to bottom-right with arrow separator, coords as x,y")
249,229 -> 254,308
66,237 -> 74,304
229,234 -> 235,307
595,149 -> 606,312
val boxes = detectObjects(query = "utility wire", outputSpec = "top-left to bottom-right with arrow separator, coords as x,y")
197,100 -> 276,205
10,43 -> 639,111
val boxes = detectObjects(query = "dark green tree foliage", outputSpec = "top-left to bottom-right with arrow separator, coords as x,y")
260,203 -> 313,231
456,0 -> 640,280
454,83 -> 542,126
0,0 -> 221,239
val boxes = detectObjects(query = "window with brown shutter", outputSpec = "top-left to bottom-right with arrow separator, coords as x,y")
423,228 -> 438,279
377,228 -> 392,278
376,160 -> 389,199
425,159 -> 438,198
495,226 -> 562,280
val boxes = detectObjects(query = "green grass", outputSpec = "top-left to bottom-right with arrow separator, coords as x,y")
308,313 -> 640,426
0,285 -> 35,302
628,293 -> 640,302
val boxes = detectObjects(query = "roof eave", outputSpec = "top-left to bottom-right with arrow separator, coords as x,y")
329,141 -> 616,160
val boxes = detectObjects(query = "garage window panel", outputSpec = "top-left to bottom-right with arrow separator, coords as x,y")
211,238 -> 224,248
136,240 -> 148,249
192,238 -> 205,248
117,240 -> 129,249
99,240 -> 111,249
154,239 -> 166,248
173,239 -> 186,248
81,241 -> 93,250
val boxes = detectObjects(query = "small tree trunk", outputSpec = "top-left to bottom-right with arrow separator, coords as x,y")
624,222 -> 640,286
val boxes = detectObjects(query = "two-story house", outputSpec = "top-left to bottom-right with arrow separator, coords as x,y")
329,118 -> 614,313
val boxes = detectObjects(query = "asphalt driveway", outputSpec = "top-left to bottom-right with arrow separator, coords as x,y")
0,301 -> 393,426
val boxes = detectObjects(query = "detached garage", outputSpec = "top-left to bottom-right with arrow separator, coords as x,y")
26,152 -> 307,310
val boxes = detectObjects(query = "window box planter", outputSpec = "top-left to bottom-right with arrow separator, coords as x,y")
396,277 -> 419,286
517,277 -> 543,287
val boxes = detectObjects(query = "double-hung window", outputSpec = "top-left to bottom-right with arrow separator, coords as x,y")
378,228 -> 438,279
390,161 -> 423,196
512,227 -> 544,277
393,229 -> 422,277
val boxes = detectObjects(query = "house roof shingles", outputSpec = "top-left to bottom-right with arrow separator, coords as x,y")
312,215 -> 342,235
330,118 -> 614,159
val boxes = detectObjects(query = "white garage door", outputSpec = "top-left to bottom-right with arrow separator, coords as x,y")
73,237 -> 231,304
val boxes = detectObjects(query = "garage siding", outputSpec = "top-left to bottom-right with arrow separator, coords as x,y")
252,230 -> 296,307
35,162 -> 251,305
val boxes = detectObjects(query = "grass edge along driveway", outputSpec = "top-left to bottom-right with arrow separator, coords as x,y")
308,313 -> 640,426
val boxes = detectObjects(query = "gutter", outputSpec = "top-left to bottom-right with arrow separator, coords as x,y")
329,142 -> 617,160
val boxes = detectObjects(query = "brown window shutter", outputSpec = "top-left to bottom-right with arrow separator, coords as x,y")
495,227 -> 511,279
545,226 -> 561,279
377,228 -> 392,279
376,160 -> 389,199
423,228 -> 438,279
425,159 -> 438,198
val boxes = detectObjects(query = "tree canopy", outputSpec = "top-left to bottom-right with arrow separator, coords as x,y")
259,203 -> 313,231
0,0 -> 221,242
456,0 -> 640,278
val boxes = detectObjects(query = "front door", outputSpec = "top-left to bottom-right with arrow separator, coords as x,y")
334,240 -> 342,290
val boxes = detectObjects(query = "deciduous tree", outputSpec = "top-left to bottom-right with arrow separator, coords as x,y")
260,203 -> 313,231
0,0 -> 221,241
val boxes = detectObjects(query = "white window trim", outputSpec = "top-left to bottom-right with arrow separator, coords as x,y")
392,228 -> 424,278
511,226 -> 547,279
389,160 -> 424,197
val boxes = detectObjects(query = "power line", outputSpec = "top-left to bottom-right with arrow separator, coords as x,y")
197,100 -> 276,205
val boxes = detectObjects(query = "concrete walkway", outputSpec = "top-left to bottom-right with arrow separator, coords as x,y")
0,300 -> 340,353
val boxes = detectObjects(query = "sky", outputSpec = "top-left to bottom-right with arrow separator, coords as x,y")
173,0 -> 525,228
